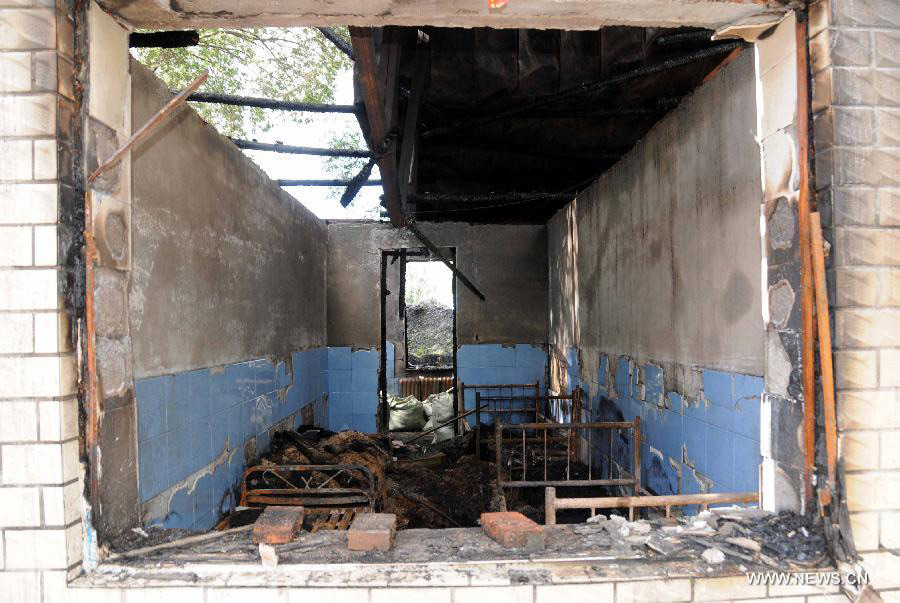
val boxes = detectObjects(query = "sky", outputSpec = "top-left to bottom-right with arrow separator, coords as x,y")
237,62 -> 384,221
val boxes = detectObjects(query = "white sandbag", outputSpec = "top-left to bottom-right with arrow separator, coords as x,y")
388,395 -> 427,431
424,390 -> 455,442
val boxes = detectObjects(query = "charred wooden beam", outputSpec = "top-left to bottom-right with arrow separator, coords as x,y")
405,218 -> 485,301
655,30 -> 714,46
129,30 -> 199,48
231,138 -> 371,158
187,91 -> 358,114
398,42 -> 429,212
317,27 -> 355,61
350,26 -> 404,227
428,139 -> 625,161
421,41 -> 742,140
277,178 -> 382,187
339,158 -> 377,207
410,192 -> 574,205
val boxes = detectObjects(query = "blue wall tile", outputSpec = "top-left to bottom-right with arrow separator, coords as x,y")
733,434 -> 761,492
682,415 -> 707,474
162,487 -> 194,529
734,394 -> 760,440
351,392 -> 375,414
210,410 -> 228,457
167,373 -> 190,432
328,369 -> 352,393
135,377 -> 167,441
351,349 -> 379,371
350,369 -> 377,393
328,347 -> 352,370
166,425 -> 193,485
188,369 -> 211,422
483,344 -> 516,368
703,370 -> 733,408
138,433 -> 167,501
614,356 -> 631,399
705,424 -> 734,492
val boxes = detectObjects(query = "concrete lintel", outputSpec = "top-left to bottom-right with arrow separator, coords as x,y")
96,0 -> 790,31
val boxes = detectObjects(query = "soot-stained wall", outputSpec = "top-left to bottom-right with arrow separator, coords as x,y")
129,60 -> 327,378
326,220 -> 548,350
549,51 -> 764,503
129,61 -> 329,529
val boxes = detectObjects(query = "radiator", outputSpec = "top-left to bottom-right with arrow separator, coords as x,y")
397,376 -> 453,401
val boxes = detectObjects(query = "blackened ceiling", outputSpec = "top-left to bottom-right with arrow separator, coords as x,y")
359,25 -> 744,224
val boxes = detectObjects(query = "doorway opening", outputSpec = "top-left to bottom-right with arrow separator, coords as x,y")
403,255 -> 455,371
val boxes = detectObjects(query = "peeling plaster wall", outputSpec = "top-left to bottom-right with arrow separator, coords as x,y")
129,59 -> 327,378
548,51 -> 765,504
129,60 -> 329,529
86,2 -> 140,538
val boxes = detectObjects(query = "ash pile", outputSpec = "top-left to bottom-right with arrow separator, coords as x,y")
578,507 -> 828,570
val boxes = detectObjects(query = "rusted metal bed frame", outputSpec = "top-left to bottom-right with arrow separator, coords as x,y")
543,488 -> 760,525
473,387 -> 581,454
238,463 -> 377,531
457,381 -> 539,446
494,417 -> 643,498
239,464 -> 376,510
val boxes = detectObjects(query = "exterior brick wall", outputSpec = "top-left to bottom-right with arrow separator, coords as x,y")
0,0 -> 84,600
0,0 -> 897,599
809,0 -> 900,577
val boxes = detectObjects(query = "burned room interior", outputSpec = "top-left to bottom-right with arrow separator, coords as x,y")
22,0 -> 885,597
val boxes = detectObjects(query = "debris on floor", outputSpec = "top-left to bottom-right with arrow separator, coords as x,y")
101,509 -> 830,578
230,426 -> 502,532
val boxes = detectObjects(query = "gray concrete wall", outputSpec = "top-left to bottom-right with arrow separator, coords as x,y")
326,221 -> 548,351
549,50 -> 763,376
129,60 -> 327,378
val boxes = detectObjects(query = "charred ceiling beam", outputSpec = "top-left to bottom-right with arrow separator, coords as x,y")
410,192 -> 574,204
350,26 -> 404,227
317,27 -> 355,61
277,178 -> 382,187
187,91 -> 358,114
421,41 -> 742,140
230,138 -> 371,158
428,139 -> 626,161
654,30 -> 714,46
129,30 -> 199,48
398,41 -> 429,213
339,158 -> 377,207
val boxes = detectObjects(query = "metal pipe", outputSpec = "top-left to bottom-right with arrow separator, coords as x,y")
655,30 -> 713,46
317,27 -> 355,61
550,491 -> 759,510
409,192 -> 574,204
187,91 -> 358,114
277,178 -> 382,187
231,138 -> 371,158
129,30 -> 199,48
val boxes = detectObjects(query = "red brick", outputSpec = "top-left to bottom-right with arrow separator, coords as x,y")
481,511 -> 546,550
348,512 -> 396,551
252,505 -> 304,544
